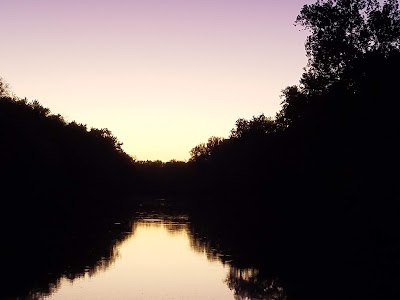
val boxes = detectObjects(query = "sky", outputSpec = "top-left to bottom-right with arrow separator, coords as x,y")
1,0 -> 315,161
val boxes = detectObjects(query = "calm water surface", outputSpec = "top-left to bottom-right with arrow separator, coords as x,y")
43,213 -> 239,300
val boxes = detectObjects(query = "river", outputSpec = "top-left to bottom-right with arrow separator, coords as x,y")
37,203 -> 286,300
44,215 -> 235,299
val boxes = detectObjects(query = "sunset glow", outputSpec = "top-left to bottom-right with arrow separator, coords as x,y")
1,0 -> 314,161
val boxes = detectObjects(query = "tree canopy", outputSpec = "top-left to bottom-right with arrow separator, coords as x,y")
297,0 -> 400,89
277,0 -> 400,127
0,77 -> 11,97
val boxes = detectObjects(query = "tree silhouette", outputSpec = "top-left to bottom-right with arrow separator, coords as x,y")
230,114 -> 277,139
277,0 -> 400,131
183,2 -> 400,298
189,136 -> 225,162
296,0 -> 400,91
0,77 -> 11,97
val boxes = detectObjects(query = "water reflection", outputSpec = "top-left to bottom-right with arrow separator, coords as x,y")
2,215 -> 133,300
186,215 -> 288,300
2,196 -> 288,300
226,268 -> 287,300
43,208 -> 287,300
45,213 -> 235,300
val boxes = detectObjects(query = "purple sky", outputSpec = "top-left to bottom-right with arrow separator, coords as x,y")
1,0 -> 315,161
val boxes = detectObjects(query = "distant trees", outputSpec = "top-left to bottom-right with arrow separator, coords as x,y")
133,159 -> 190,196
230,114 -> 277,139
189,114 -> 279,163
189,136 -> 225,162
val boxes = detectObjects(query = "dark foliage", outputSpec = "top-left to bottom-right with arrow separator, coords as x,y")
0,97 -> 136,211
2,1 -> 400,299
0,84 -> 142,298
183,1 -> 400,299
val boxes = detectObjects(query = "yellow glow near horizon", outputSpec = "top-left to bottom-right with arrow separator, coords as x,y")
1,0 -> 313,161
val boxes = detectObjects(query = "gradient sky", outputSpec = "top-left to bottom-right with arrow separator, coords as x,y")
1,0 -> 315,161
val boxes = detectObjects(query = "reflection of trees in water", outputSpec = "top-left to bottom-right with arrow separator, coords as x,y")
6,197 -> 288,300
3,218 -> 133,300
132,218 -> 189,236
186,216 -> 288,300
30,253 -> 117,300
189,235 -> 287,300
133,201 -> 287,300
227,268 -> 287,300
189,234 -> 287,300
31,245 -> 119,299
132,198 -> 190,236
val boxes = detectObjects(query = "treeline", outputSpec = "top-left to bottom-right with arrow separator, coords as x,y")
0,87 -> 137,228
187,0 -> 400,216
182,1 -> 400,299
1,1 -> 400,298
0,85 -> 142,298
